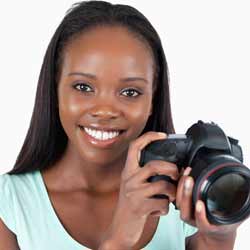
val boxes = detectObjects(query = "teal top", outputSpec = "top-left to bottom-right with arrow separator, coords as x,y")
0,170 -> 197,250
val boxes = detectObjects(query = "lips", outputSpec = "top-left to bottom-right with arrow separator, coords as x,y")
80,126 -> 120,139
78,125 -> 126,147
78,125 -> 125,133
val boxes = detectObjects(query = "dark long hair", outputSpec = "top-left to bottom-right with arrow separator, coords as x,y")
8,0 -> 175,175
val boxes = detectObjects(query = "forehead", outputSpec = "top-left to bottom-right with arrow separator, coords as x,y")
60,26 -> 155,78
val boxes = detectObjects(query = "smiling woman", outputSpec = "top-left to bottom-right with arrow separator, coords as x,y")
0,1 -> 243,250
57,25 -> 155,167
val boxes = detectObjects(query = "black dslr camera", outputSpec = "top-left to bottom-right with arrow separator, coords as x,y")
139,120 -> 250,225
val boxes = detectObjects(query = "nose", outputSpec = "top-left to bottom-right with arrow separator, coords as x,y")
89,98 -> 122,121
90,106 -> 120,120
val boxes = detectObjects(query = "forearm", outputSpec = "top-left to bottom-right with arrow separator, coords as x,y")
186,231 -> 236,250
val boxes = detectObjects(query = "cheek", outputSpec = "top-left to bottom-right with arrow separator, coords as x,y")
127,97 -> 152,132
58,91 -> 83,134
131,105 -> 151,120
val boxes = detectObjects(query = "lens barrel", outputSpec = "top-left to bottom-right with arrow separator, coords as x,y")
192,160 -> 250,225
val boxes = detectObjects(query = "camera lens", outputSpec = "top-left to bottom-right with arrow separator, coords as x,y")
192,160 -> 250,225
206,173 -> 250,217
193,161 -> 250,225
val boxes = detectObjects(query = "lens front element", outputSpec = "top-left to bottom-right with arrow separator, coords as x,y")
207,173 -> 250,217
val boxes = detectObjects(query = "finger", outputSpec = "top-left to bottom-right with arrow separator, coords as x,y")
136,132 -> 167,164
125,180 -> 176,203
123,182 -> 170,217
176,167 -> 192,208
135,160 -> 179,183
179,167 -> 185,176
179,176 -> 195,223
122,132 -> 167,179
195,200 -> 214,231
182,167 -> 192,177
175,176 -> 185,209
144,180 -> 177,202
143,197 -> 170,216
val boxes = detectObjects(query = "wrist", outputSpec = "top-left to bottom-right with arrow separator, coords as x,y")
187,230 -> 237,250
200,230 -> 236,248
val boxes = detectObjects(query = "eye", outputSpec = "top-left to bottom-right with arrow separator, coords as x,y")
121,88 -> 142,97
73,83 -> 93,92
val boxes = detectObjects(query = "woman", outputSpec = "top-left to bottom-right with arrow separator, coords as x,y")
0,1 -> 240,249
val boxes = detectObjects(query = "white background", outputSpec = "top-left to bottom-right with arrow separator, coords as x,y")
0,1 -> 249,249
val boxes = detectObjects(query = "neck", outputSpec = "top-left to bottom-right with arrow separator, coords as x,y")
44,142 -> 128,194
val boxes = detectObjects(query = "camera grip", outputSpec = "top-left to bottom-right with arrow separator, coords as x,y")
147,174 -> 178,199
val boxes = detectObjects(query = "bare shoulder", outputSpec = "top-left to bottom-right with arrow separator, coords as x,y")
0,217 -> 20,250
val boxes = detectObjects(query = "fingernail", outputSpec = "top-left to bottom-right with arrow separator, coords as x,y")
184,178 -> 192,195
183,167 -> 191,176
184,177 -> 192,190
196,200 -> 203,213
157,132 -> 167,137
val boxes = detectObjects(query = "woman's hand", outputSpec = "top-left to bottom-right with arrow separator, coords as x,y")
176,167 -> 241,248
99,132 -> 180,250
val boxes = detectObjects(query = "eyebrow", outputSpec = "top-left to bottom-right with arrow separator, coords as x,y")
68,72 -> 148,84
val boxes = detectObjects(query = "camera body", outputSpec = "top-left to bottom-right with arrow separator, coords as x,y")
139,120 -> 250,225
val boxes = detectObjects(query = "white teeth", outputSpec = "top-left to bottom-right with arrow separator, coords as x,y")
83,127 -> 120,140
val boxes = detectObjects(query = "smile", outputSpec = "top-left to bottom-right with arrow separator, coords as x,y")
79,126 -> 122,141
